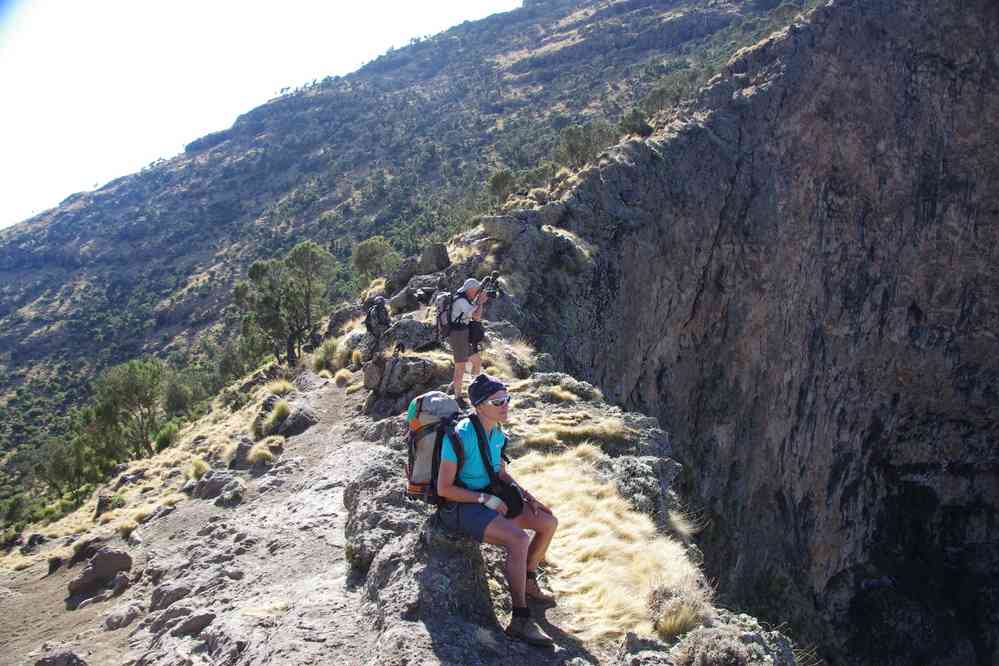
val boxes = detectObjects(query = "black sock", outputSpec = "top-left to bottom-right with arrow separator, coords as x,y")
512,606 -> 531,619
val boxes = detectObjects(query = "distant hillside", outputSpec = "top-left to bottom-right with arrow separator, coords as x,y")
0,0 -> 817,507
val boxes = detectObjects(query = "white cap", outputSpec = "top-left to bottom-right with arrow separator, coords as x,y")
460,278 -> 482,292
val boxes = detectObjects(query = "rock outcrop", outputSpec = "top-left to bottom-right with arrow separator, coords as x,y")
482,1 -> 999,663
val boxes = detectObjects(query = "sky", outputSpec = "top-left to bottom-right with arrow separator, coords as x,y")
0,0 -> 522,230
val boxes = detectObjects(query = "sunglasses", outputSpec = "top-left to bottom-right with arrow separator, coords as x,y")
485,396 -> 511,407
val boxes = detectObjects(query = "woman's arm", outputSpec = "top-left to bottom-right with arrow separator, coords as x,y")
438,460 -> 507,514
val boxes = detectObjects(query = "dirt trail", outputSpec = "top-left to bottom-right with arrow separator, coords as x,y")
0,377 -> 618,665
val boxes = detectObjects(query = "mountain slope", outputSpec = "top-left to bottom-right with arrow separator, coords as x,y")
0,0 -> 818,463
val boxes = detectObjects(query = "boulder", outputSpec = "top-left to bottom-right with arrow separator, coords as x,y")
276,402 -> 319,436
66,547 -> 132,598
149,582 -> 192,611
113,468 -> 146,490
33,648 -> 88,666
380,319 -> 438,353
103,602 -> 143,631
388,286 -> 419,315
19,532 -> 47,555
406,273 -> 444,295
478,215 -> 525,244
92,495 -> 112,521
416,243 -> 450,275
323,302 -> 365,339
228,437 -> 253,469
362,359 -> 384,391
47,556 -> 64,577
170,610 -> 216,637
193,470 -> 237,501
344,446 -> 500,635
67,537 -> 106,567
377,356 -> 435,395
214,478 -> 245,508
386,256 -> 420,294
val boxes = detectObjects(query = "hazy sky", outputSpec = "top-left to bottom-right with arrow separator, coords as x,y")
0,0 -> 521,230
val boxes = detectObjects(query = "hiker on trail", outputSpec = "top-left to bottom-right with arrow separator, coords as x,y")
448,278 -> 487,407
436,374 -> 559,647
365,295 -> 391,340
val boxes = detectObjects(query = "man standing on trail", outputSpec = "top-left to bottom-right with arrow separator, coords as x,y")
435,374 -> 559,647
448,278 -> 487,407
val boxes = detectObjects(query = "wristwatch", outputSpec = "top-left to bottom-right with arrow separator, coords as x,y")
477,493 -> 485,504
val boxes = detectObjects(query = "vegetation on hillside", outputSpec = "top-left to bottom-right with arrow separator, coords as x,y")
1,0 -> 821,544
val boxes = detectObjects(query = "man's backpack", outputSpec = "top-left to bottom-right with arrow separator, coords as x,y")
405,391 -> 465,505
433,291 -> 470,340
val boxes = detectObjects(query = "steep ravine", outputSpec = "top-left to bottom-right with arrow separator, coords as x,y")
484,0 -> 998,663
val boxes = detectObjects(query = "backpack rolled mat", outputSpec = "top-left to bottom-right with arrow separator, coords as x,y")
405,390 -> 465,504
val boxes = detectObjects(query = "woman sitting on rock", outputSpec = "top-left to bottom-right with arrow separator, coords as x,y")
435,373 -> 559,647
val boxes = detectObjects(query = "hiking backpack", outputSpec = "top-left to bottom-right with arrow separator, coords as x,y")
405,391 -> 511,505
433,291 -> 470,340
405,391 -> 466,505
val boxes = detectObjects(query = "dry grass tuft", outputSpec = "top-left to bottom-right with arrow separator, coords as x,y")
543,385 -> 579,403
334,369 -> 353,387
247,442 -> 275,465
262,399 -> 290,435
318,369 -> 333,379
667,509 -> 705,543
313,338 -> 339,373
162,493 -> 185,507
647,572 -> 713,640
510,444 -> 710,642
540,416 -> 636,451
117,520 -> 138,539
265,379 -> 295,397
187,457 -> 210,480
346,382 -> 365,395
521,431 -> 562,451
333,346 -> 352,371
362,277 -> 387,301
339,314 -> 365,335
481,348 -> 515,380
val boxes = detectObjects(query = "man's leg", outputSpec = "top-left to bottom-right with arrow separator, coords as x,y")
452,361 -> 466,397
469,352 -> 482,377
483,516 -> 530,608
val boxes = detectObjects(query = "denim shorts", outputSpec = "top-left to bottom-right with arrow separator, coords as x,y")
437,501 -> 499,542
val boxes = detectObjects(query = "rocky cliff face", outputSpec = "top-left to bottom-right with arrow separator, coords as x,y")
481,0 -> 998,663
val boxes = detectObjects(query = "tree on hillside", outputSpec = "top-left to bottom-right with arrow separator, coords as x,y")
619,108 -> 653,138
554,120 -> 618,170
351,235 -> 401,286
488,169 -> 516,203
234,241 -> 336,365
92,358 -> 166,458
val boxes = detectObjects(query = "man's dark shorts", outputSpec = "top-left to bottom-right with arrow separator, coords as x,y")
437,501 -> 499,542
449,327 -> 477,363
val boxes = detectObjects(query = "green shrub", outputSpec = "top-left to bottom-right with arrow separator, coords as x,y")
313,338 -> 338,373
155,422 -> 180,451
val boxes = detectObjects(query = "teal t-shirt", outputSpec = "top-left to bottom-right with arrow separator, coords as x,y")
440,418 -> 505,491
